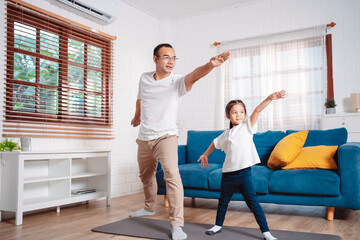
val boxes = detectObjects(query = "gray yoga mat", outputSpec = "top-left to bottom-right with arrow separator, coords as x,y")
92,217 -> 341,240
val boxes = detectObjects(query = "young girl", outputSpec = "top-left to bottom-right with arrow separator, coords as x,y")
198,90 -> 286,240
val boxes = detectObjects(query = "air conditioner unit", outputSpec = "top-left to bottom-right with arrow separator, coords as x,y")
56,0 -> 116,23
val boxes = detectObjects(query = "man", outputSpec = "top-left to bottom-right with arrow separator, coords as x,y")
130,43 -> 230,240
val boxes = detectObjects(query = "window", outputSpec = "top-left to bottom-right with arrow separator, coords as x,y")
218,26 -> 328,131
3,2 -> 114,139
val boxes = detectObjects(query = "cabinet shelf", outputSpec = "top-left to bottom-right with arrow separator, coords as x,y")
71,172 -> 107,179
24,176 -> 70,184
0,150 -> 111,225
70,191 -> 107,200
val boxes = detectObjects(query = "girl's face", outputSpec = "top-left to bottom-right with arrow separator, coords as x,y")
227,104 -> 246,126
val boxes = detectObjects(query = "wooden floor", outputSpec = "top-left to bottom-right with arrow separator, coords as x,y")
1,193 -> 359,240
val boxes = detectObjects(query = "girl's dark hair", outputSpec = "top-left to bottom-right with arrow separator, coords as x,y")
225,100 -> 247,129
153,43 -> 173,56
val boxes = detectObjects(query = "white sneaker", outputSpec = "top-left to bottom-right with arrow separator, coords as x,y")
129,208 -> 155,217
171,226 -> 187,240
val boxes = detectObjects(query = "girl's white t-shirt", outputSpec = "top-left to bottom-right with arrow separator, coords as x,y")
137,71 -> 188,141
213,118 -> 260,173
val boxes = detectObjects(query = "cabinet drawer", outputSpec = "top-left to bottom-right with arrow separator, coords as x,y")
343,116 -> 360,132
348,133 -> 360,142
322,116 -> 344,129
323,115 -> 360,132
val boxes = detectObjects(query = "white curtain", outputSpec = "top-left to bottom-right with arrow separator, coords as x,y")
216,25 -> 327,132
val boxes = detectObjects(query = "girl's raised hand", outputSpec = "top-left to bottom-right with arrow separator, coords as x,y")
270,90 -> 286,100
197,155 -> 209,169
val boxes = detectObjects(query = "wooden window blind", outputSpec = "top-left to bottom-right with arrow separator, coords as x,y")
3,0 -> 115,139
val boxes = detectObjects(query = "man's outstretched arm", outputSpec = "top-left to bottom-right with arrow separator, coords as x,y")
184,51 -> 230,91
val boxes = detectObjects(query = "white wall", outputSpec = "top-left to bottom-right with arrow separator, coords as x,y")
0,0 -> 162,199
172,0 -> 360,144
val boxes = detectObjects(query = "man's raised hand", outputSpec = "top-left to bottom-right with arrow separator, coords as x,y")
210,51 -> 230,67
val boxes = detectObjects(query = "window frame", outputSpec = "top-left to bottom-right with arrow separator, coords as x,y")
5,4 -> 112,127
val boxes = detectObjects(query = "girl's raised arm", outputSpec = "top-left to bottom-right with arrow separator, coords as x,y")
250,90 -> 286,128
197,142 -> 215,169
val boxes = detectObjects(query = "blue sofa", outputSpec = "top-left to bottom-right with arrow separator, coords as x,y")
156,128 -> 360,220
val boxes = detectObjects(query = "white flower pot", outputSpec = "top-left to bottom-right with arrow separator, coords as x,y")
326,108 -> 336,114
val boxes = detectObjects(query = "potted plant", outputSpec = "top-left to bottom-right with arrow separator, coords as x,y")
325,98 -> 337,114
0,138 -> 22,151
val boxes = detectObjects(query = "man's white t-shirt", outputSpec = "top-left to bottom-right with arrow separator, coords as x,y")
137,71 -> 188,141
213,118 -> 260,173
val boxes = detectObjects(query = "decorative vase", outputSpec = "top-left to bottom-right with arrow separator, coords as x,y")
20,137 -> 32,151
326,108 -> 336,114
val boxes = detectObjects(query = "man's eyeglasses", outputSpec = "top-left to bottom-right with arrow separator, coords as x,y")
157,55 -> 178,61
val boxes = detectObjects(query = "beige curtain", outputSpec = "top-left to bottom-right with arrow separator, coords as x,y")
216,25 -> 327,132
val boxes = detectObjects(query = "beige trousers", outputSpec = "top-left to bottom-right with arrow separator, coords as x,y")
136,134 -> 184,227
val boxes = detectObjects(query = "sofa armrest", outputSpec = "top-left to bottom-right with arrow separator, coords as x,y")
157,145 -> 187,171
338,142 -> 360,209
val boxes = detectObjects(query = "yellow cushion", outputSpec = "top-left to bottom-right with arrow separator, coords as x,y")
267,130 -> 309,170
282,145 -> 338,169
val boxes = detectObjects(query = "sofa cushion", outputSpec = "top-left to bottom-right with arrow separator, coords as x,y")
208,165 -> 274,194
178,145 -> 187,165
208,168 -> 222,190
251,165 -> 275,194
283,145 -> 338,170
180,163 -> 222,189
267,130 -> 309,170
286,128 -> 347,147
269,169 -> 340,196
156,163 -> 222,189
253,131 -> 286,164
187,130 -> 225,164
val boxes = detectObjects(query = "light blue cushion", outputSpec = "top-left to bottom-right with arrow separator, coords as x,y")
178,145 -> 187,165
180,163 -> 222,189
208,168 -> 222,190
253,131 -> 286,164
208,165 -> 274,194
269,169 -> 340,196
156,163 -> 222,189
251,165 -> 274,194
286,128 -> 347,147
186,130 -> 225,164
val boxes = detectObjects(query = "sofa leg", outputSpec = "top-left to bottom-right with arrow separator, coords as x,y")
164,195 -> 169,208
327,206 -> 335,221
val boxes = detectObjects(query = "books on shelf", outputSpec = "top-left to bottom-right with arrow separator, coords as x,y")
71,188 -> 96,194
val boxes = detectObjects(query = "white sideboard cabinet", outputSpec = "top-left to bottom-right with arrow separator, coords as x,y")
322,113 -> 360,142
0,150 -> 111,225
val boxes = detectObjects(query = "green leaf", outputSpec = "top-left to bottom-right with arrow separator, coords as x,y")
0,139 -> 21,151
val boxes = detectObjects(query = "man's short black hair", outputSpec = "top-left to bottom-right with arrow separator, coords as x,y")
153,43 -> 173,56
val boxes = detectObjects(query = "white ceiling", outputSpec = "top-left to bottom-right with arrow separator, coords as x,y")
120,0 -> 256,20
